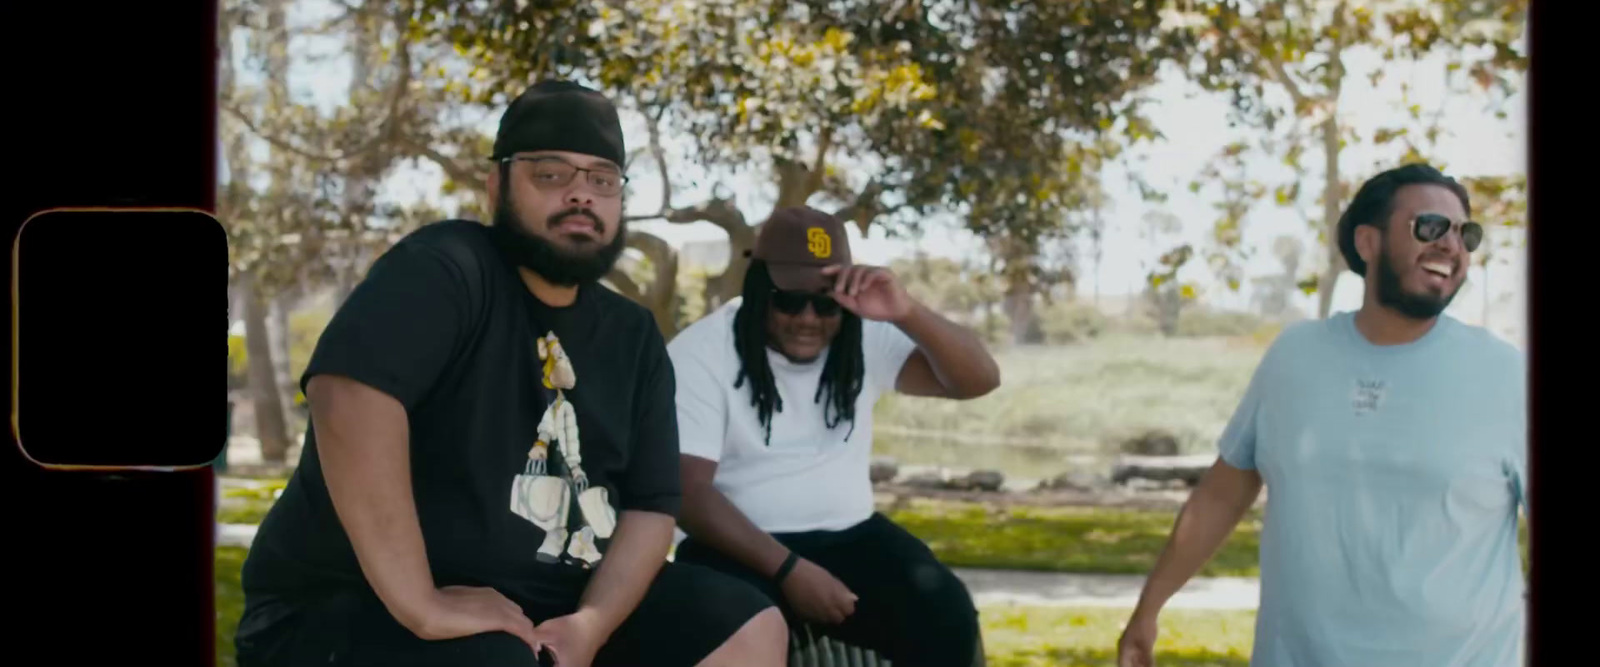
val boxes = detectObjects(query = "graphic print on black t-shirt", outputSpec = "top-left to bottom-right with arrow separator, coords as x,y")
237,220 -> 683,609
509,331 -> 620,568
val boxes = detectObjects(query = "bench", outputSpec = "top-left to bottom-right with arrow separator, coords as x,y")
788,623 -> 986,667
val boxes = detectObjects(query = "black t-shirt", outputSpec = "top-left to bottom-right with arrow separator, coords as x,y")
240,220 -> 680,604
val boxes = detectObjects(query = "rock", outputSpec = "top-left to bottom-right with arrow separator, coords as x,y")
1038,471 -> 1105,492
964,470 -> 1005,492
1119,430 -> 1181,456
1110,454 -> 1214,487
870,457 -> 900,484
903,471 -> 948,489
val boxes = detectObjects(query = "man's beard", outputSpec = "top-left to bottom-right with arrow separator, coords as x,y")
1373,243 -> 1458,320
491,193 -> 627,287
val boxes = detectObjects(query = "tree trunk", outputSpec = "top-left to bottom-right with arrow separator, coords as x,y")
1317,115 -> 1345,319
1091,213 -> 1103,307
242,274 -> 292,463
702,218 -> 756,310
334,256 -> 359,305
1005,286 -> 1036,345
993,234 -> 1040,345
617,232 -> 680,336
336,4 -> 379,308
267,290 -> 297,427
1158,288 -> 1182,337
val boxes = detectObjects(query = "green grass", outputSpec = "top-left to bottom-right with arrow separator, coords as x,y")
888,498 -> 1530,578
217,546 -> 248,667
214,544 -> 1250,667
873,336 -> 1267,454
888,498 -> 1263,577
981,605 -> 1255,667
219,480 -> 286,525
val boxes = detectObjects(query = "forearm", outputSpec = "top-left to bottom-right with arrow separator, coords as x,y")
1132,474 -> 1260,618
578,510 -> 675,637
680,482 -> 792,578
893,301 -> 1000,397
310,377 -> 438,630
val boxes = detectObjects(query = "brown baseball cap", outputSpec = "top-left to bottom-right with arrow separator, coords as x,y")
751,206 -> 852,293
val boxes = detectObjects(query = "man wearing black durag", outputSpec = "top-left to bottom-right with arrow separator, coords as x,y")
234,81 -> 788,667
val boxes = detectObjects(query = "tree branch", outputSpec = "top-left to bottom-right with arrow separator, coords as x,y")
804,125 -> 835,197
605,268 -> 642,300
1233,23 -> 1313,111
663,197 -> 748,235
399,137 -> 488,193
623,108 -> 676,222
833,180 -> 889,236
222,7 -> 416,168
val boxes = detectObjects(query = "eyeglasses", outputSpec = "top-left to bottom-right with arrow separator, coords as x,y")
503,156 -> 628,197
1412,213 -> 1483,252
770,290 -> 841,317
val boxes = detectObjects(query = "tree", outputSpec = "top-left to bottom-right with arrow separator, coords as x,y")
416,0 -> 1189,334
1140,210 -> 1198,336
891,253 -> 1007,343
1170,0 -> 1529,318
222,0 -> 454,462
1250,234 -> 1306,320
223,0 -> 298,463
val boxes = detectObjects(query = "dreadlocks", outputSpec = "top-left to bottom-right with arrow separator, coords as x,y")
732,260 -> 865,445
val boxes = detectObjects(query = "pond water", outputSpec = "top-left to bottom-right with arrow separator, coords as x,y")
871,431 -> 1118,484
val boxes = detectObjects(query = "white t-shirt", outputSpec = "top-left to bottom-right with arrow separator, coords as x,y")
668,297 -> 918,534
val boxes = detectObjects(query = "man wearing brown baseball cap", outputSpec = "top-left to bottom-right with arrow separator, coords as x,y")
667,205 -> 1004,666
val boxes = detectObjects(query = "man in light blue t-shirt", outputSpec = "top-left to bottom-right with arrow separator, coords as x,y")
1117,164 -> 1528,667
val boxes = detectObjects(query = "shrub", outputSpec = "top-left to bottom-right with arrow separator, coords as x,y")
1175,309 -> 1264,338
1039,302 -> 1109,344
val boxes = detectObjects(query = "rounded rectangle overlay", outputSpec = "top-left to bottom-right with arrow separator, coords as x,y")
13,207 -> 228,471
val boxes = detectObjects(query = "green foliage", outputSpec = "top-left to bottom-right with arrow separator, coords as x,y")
417,0 -> 1184,246
221,0 -> 492,299
673,266 -> 713,333
1166,0 -> 1529,312
228,334 -> 249,389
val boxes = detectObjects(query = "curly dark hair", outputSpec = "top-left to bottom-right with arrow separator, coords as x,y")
1337,163 -> 1471,277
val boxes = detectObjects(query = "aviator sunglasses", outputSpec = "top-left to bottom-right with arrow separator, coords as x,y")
771,289 -> 842,316
1412,213 -> 1483,252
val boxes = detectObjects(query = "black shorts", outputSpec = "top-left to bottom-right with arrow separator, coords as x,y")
676,512 -> 982,667
236,561 -> 774,667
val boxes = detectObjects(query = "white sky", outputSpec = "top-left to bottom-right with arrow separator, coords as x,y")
240,0 -> 1528,344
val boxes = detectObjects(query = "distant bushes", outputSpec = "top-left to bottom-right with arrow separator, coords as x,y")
1039,303 -> 1109,343
1037,301 -> 1273,344
1175,309 -> 1265,338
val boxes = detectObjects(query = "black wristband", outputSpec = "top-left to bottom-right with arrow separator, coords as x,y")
773,552 -> 801,584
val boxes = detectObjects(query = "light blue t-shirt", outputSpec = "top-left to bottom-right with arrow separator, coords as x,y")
1220,312 -> 1527,667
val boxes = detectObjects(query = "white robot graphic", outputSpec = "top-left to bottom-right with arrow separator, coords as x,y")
509,332 -> 617,567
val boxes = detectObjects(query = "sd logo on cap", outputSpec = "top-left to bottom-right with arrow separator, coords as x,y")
751,206 -> 852,294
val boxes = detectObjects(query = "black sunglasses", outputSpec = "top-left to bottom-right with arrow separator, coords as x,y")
1412,213 -> 1483,252
770,289 -> 841,316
